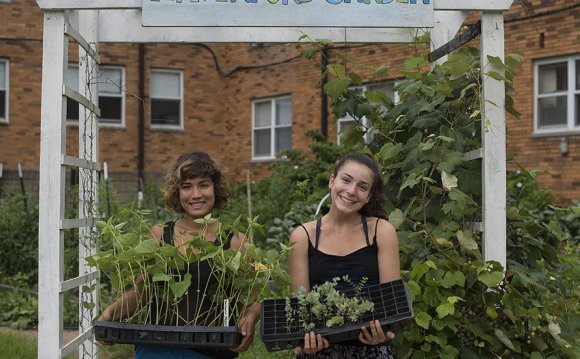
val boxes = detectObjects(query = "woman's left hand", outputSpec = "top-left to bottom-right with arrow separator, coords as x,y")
358,320 -> 395,345
231,305 -> 260,352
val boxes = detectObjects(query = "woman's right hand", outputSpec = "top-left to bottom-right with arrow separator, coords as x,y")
97,308 -> 112,322
294,331 -> 329,355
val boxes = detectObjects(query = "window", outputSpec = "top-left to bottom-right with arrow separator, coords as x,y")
534,54 -> 580,134
0,59 -> 8,124
252,96 -> 292,159
338,81 -> 397,144
66,64 -> 125,126
150,70 -> 182,129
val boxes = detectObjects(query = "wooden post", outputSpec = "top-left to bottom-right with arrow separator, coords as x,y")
246,169 -> 253,243
480,11 -> 507,270
38,10 -> 68,359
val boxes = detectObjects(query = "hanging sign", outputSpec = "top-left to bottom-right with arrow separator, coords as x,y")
142,0 -> 433,28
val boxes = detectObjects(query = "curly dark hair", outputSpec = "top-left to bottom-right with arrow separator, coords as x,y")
162,152 -> 231,213
333,152 -> 387,219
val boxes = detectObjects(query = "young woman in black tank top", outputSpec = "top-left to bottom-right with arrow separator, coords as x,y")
288,153 -> 401,359
97,152 -> 260,359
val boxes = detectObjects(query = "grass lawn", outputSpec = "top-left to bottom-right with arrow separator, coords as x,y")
0,328 -> 133,359
0,329 -> 36,359
0,326 -> 293,359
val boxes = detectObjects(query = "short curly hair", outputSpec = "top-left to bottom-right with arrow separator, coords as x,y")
162,152 -> 231,213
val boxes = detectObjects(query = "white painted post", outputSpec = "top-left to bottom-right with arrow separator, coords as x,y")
38,10 -> 68,359
430,10 -> 467,66
480,12 -> 507,270
78,9 -> 100,359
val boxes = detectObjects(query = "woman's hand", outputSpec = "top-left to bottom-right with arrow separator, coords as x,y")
294,331 -> 329,355
231,305 -> 260,352
358,320 -> 395,345
97,307 -> 113,322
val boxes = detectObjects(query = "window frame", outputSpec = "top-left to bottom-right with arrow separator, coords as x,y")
0,58 -> 9,124
533,54 -> 580,136
150,68 -> 184,131
337,81 -> 398,145
66,64 -> 126,128
251,95 -> 292,160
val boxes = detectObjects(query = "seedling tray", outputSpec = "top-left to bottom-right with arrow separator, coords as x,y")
261,279 -> 414,352
93,321 -> 241,349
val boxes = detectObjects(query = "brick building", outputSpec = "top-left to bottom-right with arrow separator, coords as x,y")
0,0 -> 578,202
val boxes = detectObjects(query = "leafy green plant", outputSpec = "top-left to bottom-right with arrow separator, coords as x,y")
286,276 -> 374,332
88,207 -> 291,326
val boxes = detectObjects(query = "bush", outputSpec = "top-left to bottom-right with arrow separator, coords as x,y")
0,190 -> 38,284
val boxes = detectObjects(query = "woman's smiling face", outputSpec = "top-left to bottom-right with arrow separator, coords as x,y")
329,160 -> 374,214
179,176 -> 216,218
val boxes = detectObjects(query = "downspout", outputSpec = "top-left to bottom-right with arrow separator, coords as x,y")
320,46 -> 329,138
137,44 -> 145,196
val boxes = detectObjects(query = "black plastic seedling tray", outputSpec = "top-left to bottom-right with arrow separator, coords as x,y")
93,321 -> 241,349
260,279 -> 414,352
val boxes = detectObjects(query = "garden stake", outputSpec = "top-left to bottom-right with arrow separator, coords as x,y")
103,161 -> 111,218
0,163 -> 3,200
246,169 -> 253,243
223,299 -> 230,327
17,163 -> 28,215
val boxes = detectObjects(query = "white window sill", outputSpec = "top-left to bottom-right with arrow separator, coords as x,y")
532,129 -> 580,138
150,124 -> 184,132
250,157 -> 290,163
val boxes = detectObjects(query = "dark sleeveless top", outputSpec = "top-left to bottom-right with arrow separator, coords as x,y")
305,215 -> 381,292
301,216 -> 389,351
146,220 -> 238,359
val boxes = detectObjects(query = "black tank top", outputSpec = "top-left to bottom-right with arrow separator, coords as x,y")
149,220 -> 234,327
305,215 -> 381,292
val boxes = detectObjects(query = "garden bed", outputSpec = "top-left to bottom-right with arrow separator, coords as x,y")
93,321 -> 241,349
260,279 -> 414,352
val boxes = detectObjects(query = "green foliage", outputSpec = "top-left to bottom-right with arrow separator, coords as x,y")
288,276 -> 374,332
285,43 -> 579,357
507,166 -> 555,211
0,273 -> 38,329
89,208 -> 291,326
0,190 -> 39,284
0,181 -> 125,328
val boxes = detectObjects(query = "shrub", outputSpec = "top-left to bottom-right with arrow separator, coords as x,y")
284,42 -> 579,357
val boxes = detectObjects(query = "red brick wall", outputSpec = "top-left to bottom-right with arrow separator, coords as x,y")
0,0 -> 578,202
503,1 -> 580,202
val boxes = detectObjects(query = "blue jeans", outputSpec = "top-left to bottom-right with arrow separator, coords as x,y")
135,345 -> 213,359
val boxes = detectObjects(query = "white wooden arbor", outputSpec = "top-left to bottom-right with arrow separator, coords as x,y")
36,0 -> 513,358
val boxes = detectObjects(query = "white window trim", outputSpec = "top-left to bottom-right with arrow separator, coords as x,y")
97,65 -> 126,129
0,59 -> 9,124
533,54 -> 580,135
252,95 -> 292,160
337,81 -> 398,145
150,69 -> 184,131
66,64 -> 126,128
